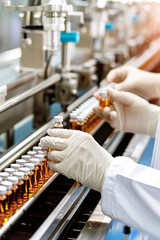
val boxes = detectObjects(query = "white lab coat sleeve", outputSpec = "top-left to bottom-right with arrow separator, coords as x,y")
101,156 -> 160,239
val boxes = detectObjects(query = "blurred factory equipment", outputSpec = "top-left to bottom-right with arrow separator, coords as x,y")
1,0 -> 160,239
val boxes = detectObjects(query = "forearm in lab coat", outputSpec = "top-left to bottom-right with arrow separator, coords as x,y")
101,157 -> 160,239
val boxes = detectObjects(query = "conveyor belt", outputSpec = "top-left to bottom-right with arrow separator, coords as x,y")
1,175 -> 100,240
1,175 -> 75,240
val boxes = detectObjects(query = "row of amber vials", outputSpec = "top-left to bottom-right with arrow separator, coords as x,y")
0,144 -> 54,226
69,97 -> 102,133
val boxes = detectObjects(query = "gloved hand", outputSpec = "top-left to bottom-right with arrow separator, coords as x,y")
39,129 -> 114,192
94,88 -> 160,137
106,66 -> 160,100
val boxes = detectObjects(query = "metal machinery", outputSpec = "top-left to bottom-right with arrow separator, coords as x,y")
1,0 -> 160,239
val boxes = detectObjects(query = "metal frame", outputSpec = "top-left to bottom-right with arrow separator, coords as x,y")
0,74 -> 60,115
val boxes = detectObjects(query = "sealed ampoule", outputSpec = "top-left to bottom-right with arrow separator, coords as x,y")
4,168 -> 14,176
21,155 -> 31,163
0,186 -> 7,226
14,172 -> 25,206
53,116 -> 63,129
76,116 -> 85,131
24,163 -> 34,193
0,172 -> 9,181
1,181 -> 13,215
16,159 -> 25,167
29,158 -> 40,188
10,163 -> 20,172
20,167 -> 30,198
35,154 -> 45,184
27,151 -> 36,158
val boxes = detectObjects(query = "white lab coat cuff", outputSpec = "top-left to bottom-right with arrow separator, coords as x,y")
101,156 -> 135,218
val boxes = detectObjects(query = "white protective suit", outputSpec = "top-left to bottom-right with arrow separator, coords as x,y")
101,116 -> 160,240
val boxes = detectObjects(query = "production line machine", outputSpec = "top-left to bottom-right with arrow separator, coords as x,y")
1,0 -> 160,239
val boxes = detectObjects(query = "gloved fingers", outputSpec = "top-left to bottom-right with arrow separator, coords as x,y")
47,160 -> 62,173
93,106 -> 103,117
113,101 -> 124,131
106,67 -> 129,84
48,149 -> 65,163
47,128 -> 76,139
102,107 -> 117,122
114,78 -> 134,92
39,136 -> 68,150
108,87 -> 135,106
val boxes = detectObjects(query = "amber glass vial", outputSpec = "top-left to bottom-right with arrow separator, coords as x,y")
21,167 -> 30,198
69,113 -> 77,130
29,158 -> 40,188
14,172 -> 25,206
24,163 -> 35,193
0,186 -> 7,226
76,116 -> 85,131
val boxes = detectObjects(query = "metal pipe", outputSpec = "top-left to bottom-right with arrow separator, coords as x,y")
0,73 -> 61,115
7,72 -> 37,92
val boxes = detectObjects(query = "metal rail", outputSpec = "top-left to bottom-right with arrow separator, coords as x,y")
31,183 -> 89,240
0,73 -> 61,114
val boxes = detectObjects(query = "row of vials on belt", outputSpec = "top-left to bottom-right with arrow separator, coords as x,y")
0,116 -> 64,226
69,97 -> 102,132
0,95 -> 109,226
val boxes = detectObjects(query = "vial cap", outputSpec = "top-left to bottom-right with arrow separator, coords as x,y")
4,168 -> 14,175
29,158 -> 40,166
35,154 -> 44,161
20,167 -> 30,175
10,163 -> 20,170
77,115 -> 84,122
38,150 -> 47,157
79,113 -> 87,119
7,176 -> 18,184
16,159 -> 25,165
14,172 -> 24,179
27,151 -> 36,157
33,146 -> 42,153
2,180 -> 12,190
21,155 -> 31,161
0,186 -> 7,195
54,116 -> 63,122
70,113 -> 77,119
0,172 -> 9,179
100,91 -> 107,98
24,163 -> 34,170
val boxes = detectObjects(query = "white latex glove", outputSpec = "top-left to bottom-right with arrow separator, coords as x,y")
94,88 -> 160,137
106,66 -> 160,100
39,129 -> 114,192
